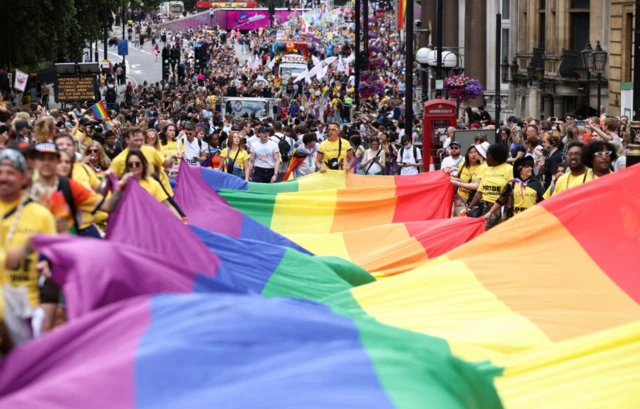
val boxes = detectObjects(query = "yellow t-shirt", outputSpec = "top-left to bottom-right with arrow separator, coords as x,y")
111,146 -> 173,195
0,198 -> 57,306
456,162 -> 477,201
478,162 -> 514,204
219,148 -> 249,170
549,169 -> 597,197
319,138 -> 350,167
139,178 -> 169,202
74,130 -> 93,147
71,163 -> 104,229
512,184 -> 541,215
161,139 -> 183,162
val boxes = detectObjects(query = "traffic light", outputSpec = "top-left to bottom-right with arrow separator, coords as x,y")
194,46 -> 202,71
162,48 -> 170,74
358,51 -> 370,71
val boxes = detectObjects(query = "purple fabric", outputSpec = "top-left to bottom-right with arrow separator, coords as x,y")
106,179 -> 222,275
0,297 -> 150,409
173,162 -> 243,237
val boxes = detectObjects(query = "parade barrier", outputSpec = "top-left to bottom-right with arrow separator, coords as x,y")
0,293 -> 503,409
187,165 -> 454,235
288,218 -> 486,278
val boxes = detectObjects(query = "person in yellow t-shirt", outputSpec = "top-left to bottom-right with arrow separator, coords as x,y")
484,155 -> 545,224
0,149 -> 57,307
467,143 -> 513,230
548,142 -> 595,198
110,127 -> 174,195
451,145 -> 480,216
452,143 -> 488,216
218,131 -> 250,180
160,123 -> 183,166
316,122 -> 350,172
125,149 -> 180,218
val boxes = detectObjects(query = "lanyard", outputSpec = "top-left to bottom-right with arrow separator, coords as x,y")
566,169 -> 593,190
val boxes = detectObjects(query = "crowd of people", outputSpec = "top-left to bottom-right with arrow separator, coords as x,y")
0,5 -> 637,352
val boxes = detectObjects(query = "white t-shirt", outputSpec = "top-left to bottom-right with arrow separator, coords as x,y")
250,139 -> 279,169
440,155 -> 464,171
247,135 -> 260,146
180,137 -> 209,166
398,144 -> 423,176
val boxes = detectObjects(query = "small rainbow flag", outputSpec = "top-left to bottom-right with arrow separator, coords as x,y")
90,101 -> 108,120
103,118 -> 115,129
321,85 -> 330,97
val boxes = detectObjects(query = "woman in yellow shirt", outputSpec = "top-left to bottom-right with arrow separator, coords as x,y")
218,131 -> 250,180
467,143 -> 513,230
145,128 -> 162,153
160,123 -> 182,167
125,150 -> 180,218
451,145 -> 483,216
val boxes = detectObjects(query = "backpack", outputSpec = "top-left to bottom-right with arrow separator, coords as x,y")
57,176 -> 80,234
337,100 -> 344,110
275,134 -> 291,162
105,86 -> 117,103
398,146 -> 421,174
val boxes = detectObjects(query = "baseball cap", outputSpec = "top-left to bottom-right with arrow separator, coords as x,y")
450,141 -> 462,149
476,142 -> 491,159
35,143 -> 60,156
0,149 -> 28,173
6,140 -> 36,157
14,119 -> 32,131
79,117 -> 93,126
258,126 -> 269,133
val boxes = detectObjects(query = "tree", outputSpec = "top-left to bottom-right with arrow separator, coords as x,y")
0,0 -> 123,72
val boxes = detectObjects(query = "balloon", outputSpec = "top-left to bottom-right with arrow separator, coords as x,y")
277,42 -> 286,49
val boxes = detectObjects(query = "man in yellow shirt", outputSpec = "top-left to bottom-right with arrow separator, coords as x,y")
316,122 -> 350,172
548,142 -> 595,197
0,149 -> 57,307
110,127 -> 174,195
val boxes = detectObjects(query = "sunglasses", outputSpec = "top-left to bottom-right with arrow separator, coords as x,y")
88,149 -> 99,153
450,146 -> 460,150
594,151 -> 612,157
127,161 -> 142,168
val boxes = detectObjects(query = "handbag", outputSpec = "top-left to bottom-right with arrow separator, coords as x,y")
466,202 -> 484,218
226,148 -> 241,175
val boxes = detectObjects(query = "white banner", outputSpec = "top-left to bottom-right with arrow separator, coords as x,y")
14,70 -> 28,93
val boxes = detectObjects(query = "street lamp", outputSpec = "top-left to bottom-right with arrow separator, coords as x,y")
416,47 -> 431,103
581,40 -> 594,119
535,59 -> 545,83
501,57 -> 509,84
526,60 -> 536,86
591,40 -> 608,115
509,57 -> 519,83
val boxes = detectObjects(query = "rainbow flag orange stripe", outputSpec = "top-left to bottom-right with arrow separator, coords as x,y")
90,101 -> 108,120
288,218 -> 486,278
397,0 -> 406,29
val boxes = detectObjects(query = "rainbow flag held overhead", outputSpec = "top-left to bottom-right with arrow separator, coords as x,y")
288,218 -> 486,278
321,84 -> 330,97
89,101 -> 108,120
185,166 -> 454,235
103,118 -> 116,130
0,293 -> 504,409
321,166 -> 640,408
174,161 -> 311,253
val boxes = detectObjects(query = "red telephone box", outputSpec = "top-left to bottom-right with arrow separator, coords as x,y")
422,99 -> 457,171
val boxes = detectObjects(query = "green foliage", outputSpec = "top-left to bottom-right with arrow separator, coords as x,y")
0,0 -> 123,72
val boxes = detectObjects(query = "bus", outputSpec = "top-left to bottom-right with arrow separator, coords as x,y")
160,1 -> 185,18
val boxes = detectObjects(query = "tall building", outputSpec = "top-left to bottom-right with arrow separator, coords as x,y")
608,1 -> 635,117
420,0 -> 613,122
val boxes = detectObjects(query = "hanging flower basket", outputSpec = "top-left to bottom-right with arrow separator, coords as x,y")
443,75 -> 483,102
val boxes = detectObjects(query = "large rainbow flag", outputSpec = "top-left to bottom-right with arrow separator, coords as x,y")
0,293 -> 503,409
320,166 -> 640,408
177,164 -> 454,234
288,217 -> 486,278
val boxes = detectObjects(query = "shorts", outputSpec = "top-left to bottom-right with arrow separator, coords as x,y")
253,167 -> 275,183
39,277 -> 60,304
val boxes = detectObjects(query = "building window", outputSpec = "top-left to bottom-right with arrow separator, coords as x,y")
538,0 -> 546,49
570,0 -> 590,52
502,28 -> 510,83
502,0 -> 510,17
